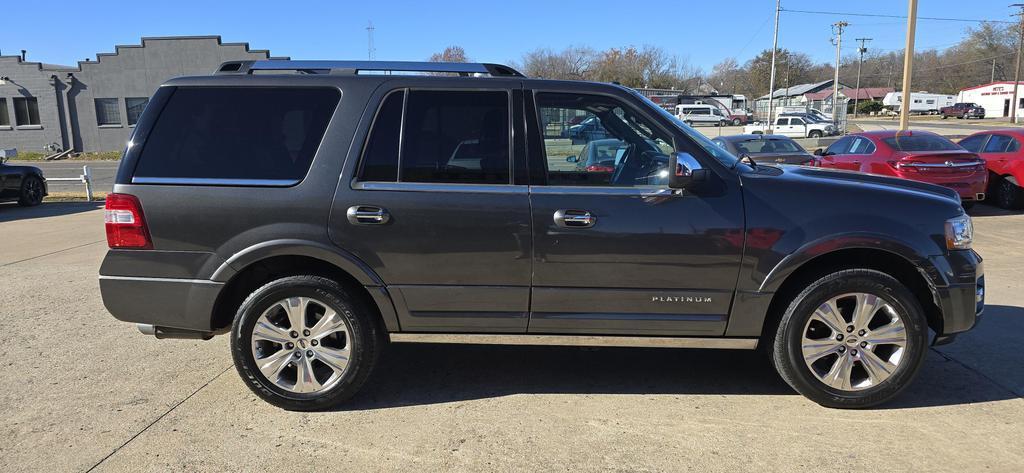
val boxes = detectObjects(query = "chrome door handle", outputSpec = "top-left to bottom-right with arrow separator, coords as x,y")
554,209 -> 596,228
347,205 -> 390,225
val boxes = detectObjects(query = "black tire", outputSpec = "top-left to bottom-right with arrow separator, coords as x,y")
230,275 -> 382,411
995,177 -> 1024,210
941,114 -> 948,119
684,120 -> 693,127
18,175 -> 44,207
732,118 -> 742,126
769,269 -> 928,409
808,130 -> 822,138
718,120 -> 727,127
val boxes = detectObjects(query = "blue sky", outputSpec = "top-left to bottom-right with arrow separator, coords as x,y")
2,0 -> 1016,71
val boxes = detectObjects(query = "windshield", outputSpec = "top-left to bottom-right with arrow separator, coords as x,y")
882,134 -> 961,152
630,90 -> 740,167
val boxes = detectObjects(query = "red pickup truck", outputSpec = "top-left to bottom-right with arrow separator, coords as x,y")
940,103 -> 986,119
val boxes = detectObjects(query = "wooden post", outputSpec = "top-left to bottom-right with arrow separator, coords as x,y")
898,0 -> 918,131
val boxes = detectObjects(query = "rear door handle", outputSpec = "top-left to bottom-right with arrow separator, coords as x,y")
347,205 -> 390,225
554,209 -> 596,228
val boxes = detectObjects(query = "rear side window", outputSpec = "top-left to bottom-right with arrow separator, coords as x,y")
984,134 -> 1019,153
356,90 -> 511,184
133,87 -> 339,183
401,90 -> 510,184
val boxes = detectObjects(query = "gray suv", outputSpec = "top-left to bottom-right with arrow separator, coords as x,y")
100,60 -> 983,411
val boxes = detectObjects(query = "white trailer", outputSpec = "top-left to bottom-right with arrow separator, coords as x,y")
882,91 -> 955,114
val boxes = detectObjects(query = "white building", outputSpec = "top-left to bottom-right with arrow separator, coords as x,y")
957,81 -> 1024,118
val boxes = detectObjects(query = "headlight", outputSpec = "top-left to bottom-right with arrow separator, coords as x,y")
945,215 -> 973,250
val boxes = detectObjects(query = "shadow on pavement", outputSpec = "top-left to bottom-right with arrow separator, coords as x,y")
0,202 -> 103,223
968,203 -> 1022,218
343,328 -> 1022,411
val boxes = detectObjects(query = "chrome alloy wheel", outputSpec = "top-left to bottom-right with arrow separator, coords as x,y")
250,297 -> 353,394
800,293 -> 908,391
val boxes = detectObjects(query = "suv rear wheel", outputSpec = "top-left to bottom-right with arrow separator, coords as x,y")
808,130 -> 822,138
770,269 -> 927,408
230,275 -> 382,411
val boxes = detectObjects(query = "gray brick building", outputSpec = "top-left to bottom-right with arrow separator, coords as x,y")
0,36 -> 279,153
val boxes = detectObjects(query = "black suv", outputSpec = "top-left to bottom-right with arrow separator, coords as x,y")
100,60 -> 984,410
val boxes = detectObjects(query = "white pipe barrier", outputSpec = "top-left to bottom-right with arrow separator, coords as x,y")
46,165 -> 94,202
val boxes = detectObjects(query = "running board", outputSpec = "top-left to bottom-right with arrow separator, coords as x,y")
388,333 -> 758,350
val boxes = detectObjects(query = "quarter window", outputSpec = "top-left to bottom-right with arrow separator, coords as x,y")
13,97 -> 40,126
358,91 -> 404,182
536,92 -> 674,187
125,97 -> 149,126
399,90 -> 510,184
133,87 -> 339,183
95,98 -> 121,126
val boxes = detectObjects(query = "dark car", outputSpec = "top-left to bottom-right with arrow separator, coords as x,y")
100,60 -> 983,411
940,103 -> 985,119
566,116 -> 611,143
0,154 -> 47,206
712,134 -> 815,165
815,130 -> 988,206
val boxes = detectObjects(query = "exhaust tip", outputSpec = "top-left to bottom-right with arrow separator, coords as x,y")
976,193 -> 986,201
137,324 -> 157,335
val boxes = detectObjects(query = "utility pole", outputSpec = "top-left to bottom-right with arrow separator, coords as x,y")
366,21 -> 376,60
854,38 -> 872,118
831,21 -> 848,129
1011,5 -> 1024,124
899,0 -> 918,131
766,0 -> 782,133
992,58 -> 997,83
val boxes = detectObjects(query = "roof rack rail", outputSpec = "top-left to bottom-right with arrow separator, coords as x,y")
215,60 -> 525,77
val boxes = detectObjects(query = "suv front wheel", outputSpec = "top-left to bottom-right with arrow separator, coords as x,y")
230,275 -> 382,411
770,269 -> 928,408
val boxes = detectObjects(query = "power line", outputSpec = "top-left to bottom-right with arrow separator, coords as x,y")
855,52 -> 1016,78
781,8 -> 1015,24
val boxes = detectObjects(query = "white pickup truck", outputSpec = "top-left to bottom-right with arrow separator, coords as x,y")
743,116 -> 835,138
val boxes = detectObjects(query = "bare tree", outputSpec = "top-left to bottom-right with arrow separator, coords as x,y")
428,46 -> 469,63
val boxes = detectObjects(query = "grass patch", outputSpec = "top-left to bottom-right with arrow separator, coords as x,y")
10,151 -> 121,161
44,191 -> 107,202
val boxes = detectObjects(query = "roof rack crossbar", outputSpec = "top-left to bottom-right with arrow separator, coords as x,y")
215,60 -> 524,77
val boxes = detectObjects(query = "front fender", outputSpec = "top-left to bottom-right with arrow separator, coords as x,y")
758,233 -> 941,294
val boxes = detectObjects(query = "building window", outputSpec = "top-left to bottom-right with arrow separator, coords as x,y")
13,97 -> 41,126
95,98 -> 121,126
0,98 -> 10,127
125,97 -> 149,126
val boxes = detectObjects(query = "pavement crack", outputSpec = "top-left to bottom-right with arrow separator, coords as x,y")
84,364 -> 233,472
930,347 -> 1023,399
1,239 -> 105,267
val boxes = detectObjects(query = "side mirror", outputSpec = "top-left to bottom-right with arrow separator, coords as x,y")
813,148 -> 824,156
668,152 -> 708,189
566,155 -> 579,163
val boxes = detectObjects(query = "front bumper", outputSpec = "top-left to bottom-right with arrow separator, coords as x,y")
99,275 -> 224,331
928,250 -> 984,340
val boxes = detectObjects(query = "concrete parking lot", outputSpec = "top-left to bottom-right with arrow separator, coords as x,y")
1,202 -> 1022,472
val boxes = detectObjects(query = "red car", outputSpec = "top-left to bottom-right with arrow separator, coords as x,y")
958,129 -> 1024,209
815,130 -> 988,206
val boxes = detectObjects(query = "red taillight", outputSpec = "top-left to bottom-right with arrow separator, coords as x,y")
104,193 -> 152,249
586,165 -> 615,173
